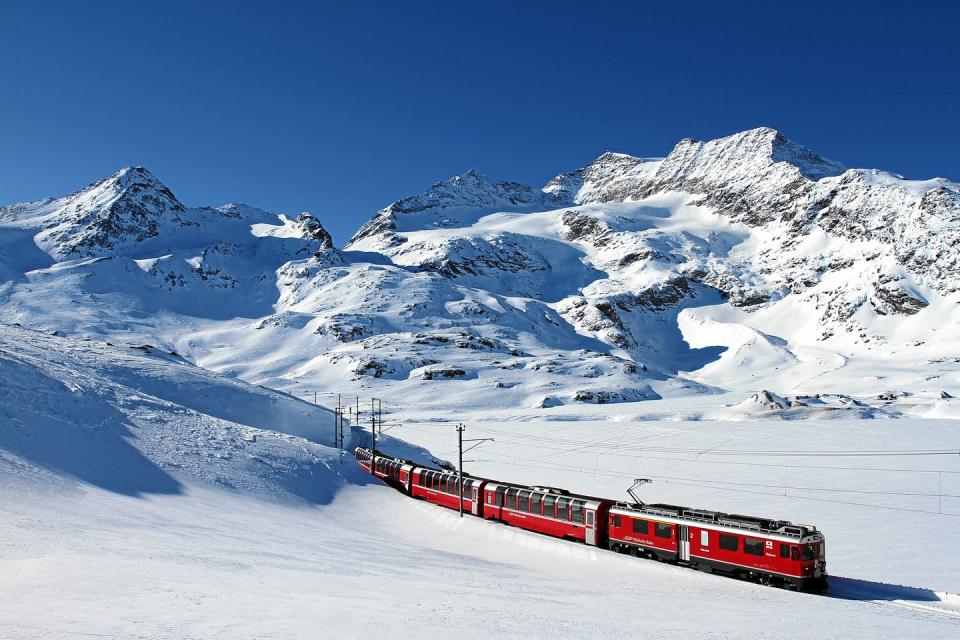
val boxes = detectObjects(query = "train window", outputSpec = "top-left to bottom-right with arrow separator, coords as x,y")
518,491 -> 530,512
505,488 -> 518,509
700,530 -> 709,547
802,545 -> 815,561
633,519 -> 649,534
780,544 -> 791,559
719,534 -> 738,552
543,495 -> 556,518
586,511 -> 594,527
819,543 -> 825,559
612,515 -> 622,527
530,493 -> 542,515
655,523 -> 672,539
744,539 -> 764,556
496,486 -> 507,507
571,501 -> 584,524
557,498 -> 569,520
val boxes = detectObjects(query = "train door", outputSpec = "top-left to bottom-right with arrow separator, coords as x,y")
679,525 -> 690,562
585,509 -> 596,546
471,485 -> 480,515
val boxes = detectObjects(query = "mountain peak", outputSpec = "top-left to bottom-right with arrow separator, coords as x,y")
86,166 -> 184,212
593,150 -> 640,163
25,166 -> 187,257
659,127 -> 845,185
113,165 -> 159,181
542,150 -> 661,205
347,169 -> 544,246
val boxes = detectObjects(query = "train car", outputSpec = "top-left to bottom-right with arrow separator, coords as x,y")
482,482 -> 613,547
608,503 -> 827,591
354,447 -> 416,494
374,454 -> 416,494
410,466 -> 487,516
355,446 -> 373,473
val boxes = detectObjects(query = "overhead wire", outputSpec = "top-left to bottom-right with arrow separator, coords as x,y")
381,423 -> 960,515
469,455 -> 960,517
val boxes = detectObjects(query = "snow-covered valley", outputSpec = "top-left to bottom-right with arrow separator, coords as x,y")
2,127 -> 959,638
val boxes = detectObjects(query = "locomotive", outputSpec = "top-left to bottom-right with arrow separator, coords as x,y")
355,447 -> 827,592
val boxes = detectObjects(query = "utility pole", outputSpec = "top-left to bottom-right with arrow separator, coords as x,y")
456,424 -> 494,518
457,424 -> 464,518
371,397 -> 376,454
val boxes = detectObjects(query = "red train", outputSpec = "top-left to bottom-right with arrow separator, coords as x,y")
355,447 -> 827,591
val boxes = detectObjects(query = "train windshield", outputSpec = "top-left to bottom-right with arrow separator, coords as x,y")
802,542 -> 824,560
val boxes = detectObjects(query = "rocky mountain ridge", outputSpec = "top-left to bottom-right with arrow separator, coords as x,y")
2,127 -> 958,408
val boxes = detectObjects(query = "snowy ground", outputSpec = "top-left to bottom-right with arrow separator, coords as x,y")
378,401 -> 960,591
2,481 -> 959,640
2,326 -> 959,638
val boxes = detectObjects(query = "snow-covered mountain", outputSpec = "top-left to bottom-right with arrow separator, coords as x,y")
4,129 -> 960,638
2,127 -> 959,411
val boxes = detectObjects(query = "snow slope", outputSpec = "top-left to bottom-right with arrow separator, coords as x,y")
4,481 -> 960,640
2,379 -> 959,638
0,324 -> 352,503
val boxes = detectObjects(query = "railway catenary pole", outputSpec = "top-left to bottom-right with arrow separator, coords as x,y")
457,424 -> 465,517
371,397 -> 377,457
456,426 -> 493,518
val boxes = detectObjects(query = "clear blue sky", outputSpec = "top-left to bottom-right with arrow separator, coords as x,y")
2,1 -> 958,243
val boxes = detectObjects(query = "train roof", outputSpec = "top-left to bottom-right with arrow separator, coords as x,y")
611,502 -> 820,539
483,480 -> 611,505
366,448 -> 493,482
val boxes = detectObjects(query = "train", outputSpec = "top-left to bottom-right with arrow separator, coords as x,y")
355,447 -> 828,592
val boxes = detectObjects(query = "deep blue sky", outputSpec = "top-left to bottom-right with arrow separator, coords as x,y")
2,1 -> 958,243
